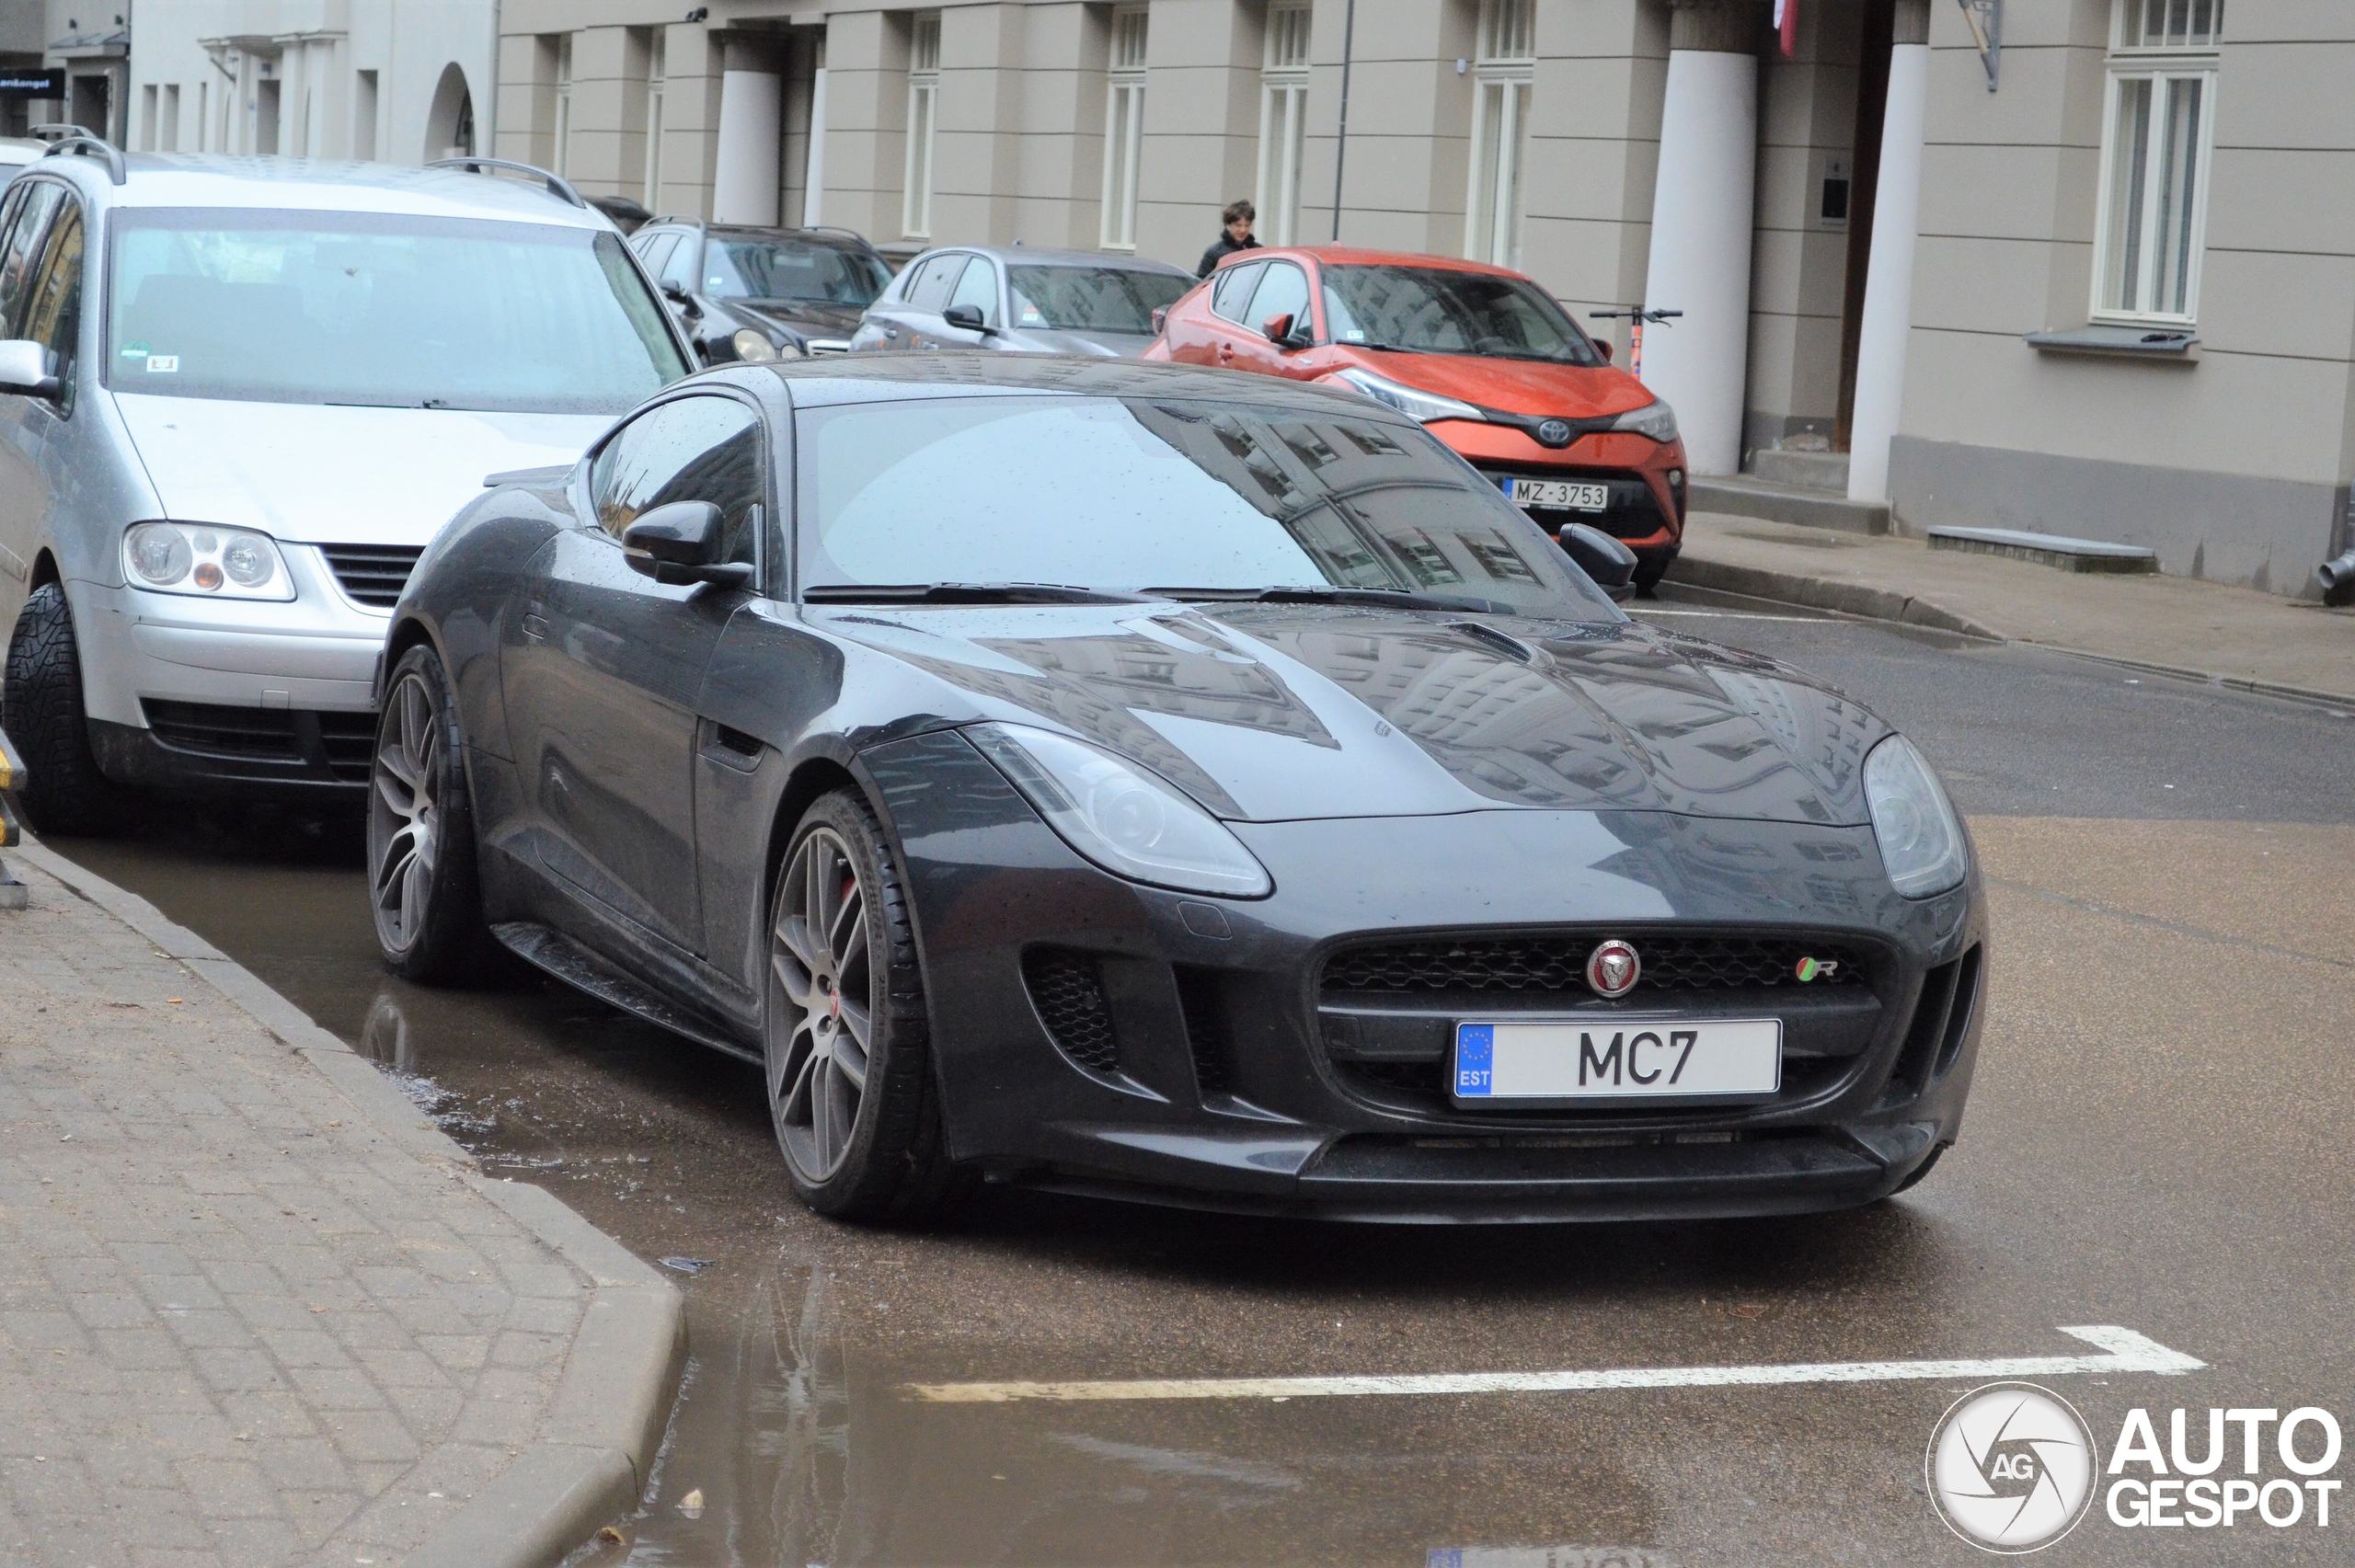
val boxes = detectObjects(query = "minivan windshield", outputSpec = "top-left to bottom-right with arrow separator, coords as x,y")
1320,265 -> 1603,365
106,209 -> 691,412
702,235 -> 891,304
1008,266 -> 1191,334
796,395 -> 1621,621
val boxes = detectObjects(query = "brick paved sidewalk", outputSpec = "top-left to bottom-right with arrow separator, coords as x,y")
0,849 -> 679,1568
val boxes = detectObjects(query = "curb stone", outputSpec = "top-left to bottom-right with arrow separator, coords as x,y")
12,834 -> 686,1568
1662,555 -> 2355,711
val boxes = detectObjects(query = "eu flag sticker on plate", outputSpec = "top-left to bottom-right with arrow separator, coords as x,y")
1454,1024 -> 1494,1096
146,356 -> 178,372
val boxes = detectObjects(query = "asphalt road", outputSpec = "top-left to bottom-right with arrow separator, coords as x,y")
43,595 -> 2355,1566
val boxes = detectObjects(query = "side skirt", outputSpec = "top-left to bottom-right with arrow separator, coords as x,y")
490,920 -> 763,1066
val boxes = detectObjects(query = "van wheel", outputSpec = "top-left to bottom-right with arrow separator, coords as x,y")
2,583 -> 130,837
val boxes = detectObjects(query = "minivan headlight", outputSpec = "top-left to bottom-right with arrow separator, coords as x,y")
1864,734 -> 1968,898
968,722 -> 1273,898
122,521 -> 295,601
1607,398 -> 1680,443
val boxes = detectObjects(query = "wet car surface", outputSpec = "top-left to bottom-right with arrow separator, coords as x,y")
49,598 -> 2355,1565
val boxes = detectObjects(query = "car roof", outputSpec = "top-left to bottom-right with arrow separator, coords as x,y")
1222,245 -> 1530,280
656,219 -> 880,251
933,245 -> 1192,276
760,351 -> 1407,415
27,151 -> 616,230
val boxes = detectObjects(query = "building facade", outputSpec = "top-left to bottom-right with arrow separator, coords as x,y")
445,0 -> 2338,599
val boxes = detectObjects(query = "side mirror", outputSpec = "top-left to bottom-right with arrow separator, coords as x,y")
942,303 -> 994,335
1596,339 -> 1614,363
1262,312 -> 1312,350
1151,306 -> 1169,336
661,281 -> 700,315
1557,521 -> 1639,602
621,499 -> 752,588
0,339 -> 60,399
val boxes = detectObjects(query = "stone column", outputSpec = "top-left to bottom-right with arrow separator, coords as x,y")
1639,0 -> 1762,476
712,38 -> 783,225
1847,0 -> 1930,502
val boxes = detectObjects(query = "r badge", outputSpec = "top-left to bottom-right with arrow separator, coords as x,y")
1586,938 -> 1640,999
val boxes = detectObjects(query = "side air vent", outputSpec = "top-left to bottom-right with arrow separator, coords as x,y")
1021,948 -> 1120,1075
1174,967 -> 1233,1096
1932,944 -> 1982,1082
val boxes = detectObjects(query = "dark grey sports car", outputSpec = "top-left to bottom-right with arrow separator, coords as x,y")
369,356 -> 1986,1223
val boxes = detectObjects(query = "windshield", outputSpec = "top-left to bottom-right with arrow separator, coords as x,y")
1007,266 -> 1192,334
1320,265 -> 1603,365
702,236 -> 891,305
796,395 -> 1620,620
104,209 -> 691,412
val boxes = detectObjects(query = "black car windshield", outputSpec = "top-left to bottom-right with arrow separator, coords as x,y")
105,209 -> 690,413
701,236 -> 891,304
1320,265 -> 1603,365
1008,266 -> 1192,334
796,395 -> 1621,621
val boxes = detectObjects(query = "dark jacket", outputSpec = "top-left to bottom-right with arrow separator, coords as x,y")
1195,231 -> 1261,280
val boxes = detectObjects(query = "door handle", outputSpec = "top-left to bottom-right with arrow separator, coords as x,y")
1217,340 -> 1235,362
523,611 -> 551,641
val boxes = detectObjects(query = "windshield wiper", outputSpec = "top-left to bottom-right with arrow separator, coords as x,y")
802,582 -> 1152,605
1147,586 -> 1509,614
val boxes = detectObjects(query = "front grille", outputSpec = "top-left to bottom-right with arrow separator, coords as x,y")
1324,934 -> 1869,998
319,544 -> 424,609
1021,949 -> 1120,1074
143,699 -> 300,761
316,710 -> 378,783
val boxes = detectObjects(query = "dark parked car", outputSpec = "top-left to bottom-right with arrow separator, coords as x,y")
629,219 -> 890,363
371,356 -> 1985,1223
849,246 -> 1193,357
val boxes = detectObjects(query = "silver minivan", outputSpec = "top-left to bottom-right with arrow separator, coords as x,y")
0,142 -> 692,833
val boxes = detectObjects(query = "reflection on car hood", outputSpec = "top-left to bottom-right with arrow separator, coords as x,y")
732,299 -> 867,340
822,602 -> 1886,825
111,394 -> 613,545
996,327 -> 1160,359
1336,349 -> 1654,419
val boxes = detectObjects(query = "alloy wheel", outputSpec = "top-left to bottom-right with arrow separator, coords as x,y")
370,670 -> 442,951
770,826 -> 873,1182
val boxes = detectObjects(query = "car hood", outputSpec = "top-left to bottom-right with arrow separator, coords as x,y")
995,326 -> 1160,358
823,602 -> 1886,825
112,394 -> 614,545
1336,349 -> 1653,419
731,299 -> 867,341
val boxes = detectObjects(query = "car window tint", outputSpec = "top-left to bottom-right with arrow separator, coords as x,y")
634,232 -> 681,278
660,235 -> 700,291
1246,262 -> 1311,339
907,255 -> 961,312
1210,260 -> 1267,324
1006,266 -> 1189,332
945,256 -> 997,325
0,180 -> 64,339
592,395 -> 764,567
1319,264 -> 1603,365
21,200 -> 81,406
702,236 -> 891,304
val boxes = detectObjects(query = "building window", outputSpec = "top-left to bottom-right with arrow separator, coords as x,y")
552,35 -> 574,177
1465,0 -> 1534,269
2093,0 -> 2221,324
904,12 -> 941,238
1256,2 -> 1310,246
645,30 -> 667,209
1100,6 -> 1149,251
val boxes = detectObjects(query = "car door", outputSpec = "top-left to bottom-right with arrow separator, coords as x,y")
1194,258 -> 1266,370
0,180 -> 82,636
1223,258 -> 1316,380
936,254 -> 1001,349
893,253 -> 965,350
504,391 -> 766,959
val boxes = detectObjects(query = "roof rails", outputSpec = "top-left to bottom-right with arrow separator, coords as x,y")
33,127 -> 125,185
425,156 -> 588,210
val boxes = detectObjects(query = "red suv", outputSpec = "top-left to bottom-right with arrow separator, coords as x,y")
1147,246 -> 1687,589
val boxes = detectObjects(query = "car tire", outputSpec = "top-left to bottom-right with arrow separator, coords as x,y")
764,787 -> 967,1223
2,582 -> 132,837
366,642 -> 489,984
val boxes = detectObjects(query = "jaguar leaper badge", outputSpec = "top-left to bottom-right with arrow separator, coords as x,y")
1586,939 -> 1640,998
1796,956 -> 1839,982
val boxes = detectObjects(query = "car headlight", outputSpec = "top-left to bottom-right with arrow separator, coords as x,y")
1863,735 -> 1968,898
968,722 -> 1273,898
1327,367 -> 1487,425
730,328 -> 780,363
121,521 -> 294,601
1608,397 -> 1679,443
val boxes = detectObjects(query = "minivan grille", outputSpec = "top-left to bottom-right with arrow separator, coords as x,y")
319,544 -> 424,609
143,699 -> 299,761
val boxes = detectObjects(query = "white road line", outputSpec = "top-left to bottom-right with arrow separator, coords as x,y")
902,1325 -> 2201,1404
1629,608 -> 1831,623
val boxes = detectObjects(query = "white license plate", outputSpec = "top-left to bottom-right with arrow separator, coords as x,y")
1451,1019 -> 1782,1103
1507,477 -> 1610,511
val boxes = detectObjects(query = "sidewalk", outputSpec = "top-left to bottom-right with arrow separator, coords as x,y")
1668,513 -> 2355,707
0,841 -> 682,1568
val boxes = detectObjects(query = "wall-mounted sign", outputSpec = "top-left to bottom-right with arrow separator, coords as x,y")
0,69 -> 67,100
1957,0 -> 2000,92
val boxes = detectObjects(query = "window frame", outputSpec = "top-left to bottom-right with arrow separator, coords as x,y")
1464,0 -> 1534,270
1099,6 -> 1150,252
903,12 -> 942,241
2089,1 -> 2221,327
1256,2 -> 1311,248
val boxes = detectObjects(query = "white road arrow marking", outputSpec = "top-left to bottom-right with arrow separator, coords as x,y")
903,1325 -> 2202,1404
